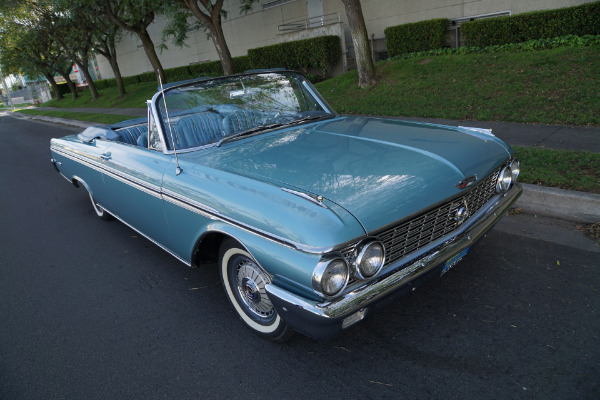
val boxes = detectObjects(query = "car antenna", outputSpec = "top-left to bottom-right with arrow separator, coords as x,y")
158,71 -> 182,176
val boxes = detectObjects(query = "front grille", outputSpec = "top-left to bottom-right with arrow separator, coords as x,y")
377,169 -> 500,266
341,169 -> 501,270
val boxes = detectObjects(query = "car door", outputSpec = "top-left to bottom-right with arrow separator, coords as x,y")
99,141 -> 173,247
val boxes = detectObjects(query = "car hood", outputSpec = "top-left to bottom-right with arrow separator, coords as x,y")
194,116 -> 512,233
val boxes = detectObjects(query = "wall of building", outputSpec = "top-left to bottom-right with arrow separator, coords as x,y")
95,0 -> 595,80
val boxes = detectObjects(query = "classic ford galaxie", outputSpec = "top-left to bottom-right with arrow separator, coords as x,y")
50,70 -> 522,341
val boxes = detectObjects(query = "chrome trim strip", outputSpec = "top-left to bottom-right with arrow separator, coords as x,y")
51,146 -> 162,199
266,183 -> 522,322
161,189 -> 220,220
51,146 -> 338,254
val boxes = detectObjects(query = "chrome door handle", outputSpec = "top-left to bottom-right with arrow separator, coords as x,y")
101,152 -> 111,161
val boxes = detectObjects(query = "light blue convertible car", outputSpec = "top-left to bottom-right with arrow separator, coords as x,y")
50,70 -> 522,340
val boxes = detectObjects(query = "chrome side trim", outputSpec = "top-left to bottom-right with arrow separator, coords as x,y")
52,146 -> 162,199
161,188 -> 220,219
51,145 -> 340,254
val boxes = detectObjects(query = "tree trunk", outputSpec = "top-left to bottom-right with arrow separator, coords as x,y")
341,0 -> 376,87
95,37 -> 127,97
57,70 -> 79,99
108,36 -> 126,97
74,58 -> 100,100
184,0 -> 234,75
210,19 -> 234,75
139,29 -> 166,83
44,72 -> 63,100
109,56 -> 126,97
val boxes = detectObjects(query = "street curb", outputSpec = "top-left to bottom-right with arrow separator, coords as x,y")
515,183 -> 600,223
11,112 -> 92,129
10,112 -> 600,224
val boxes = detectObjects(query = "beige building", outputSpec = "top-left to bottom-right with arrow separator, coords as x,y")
95,0 -> 595,79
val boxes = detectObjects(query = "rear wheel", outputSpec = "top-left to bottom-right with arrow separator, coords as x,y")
219,239 -> 293,341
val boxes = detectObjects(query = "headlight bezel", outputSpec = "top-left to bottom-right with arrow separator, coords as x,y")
312,257 -> 350,298
353,240 -> 385,280
496,165 -> 513,193
509,158 -> 520,182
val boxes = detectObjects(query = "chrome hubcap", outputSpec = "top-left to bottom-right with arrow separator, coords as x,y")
235,259 -> 275,319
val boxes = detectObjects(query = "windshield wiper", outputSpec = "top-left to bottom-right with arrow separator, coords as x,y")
286,114 -> 335,126
215,115 -> 334,147
216,123 -> 283,147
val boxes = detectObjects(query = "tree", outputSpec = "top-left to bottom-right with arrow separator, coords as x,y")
90,15 -> 127,96
0,1 -> 80,100
165,1 -> 259,75
103,0 -> 167,83
58,0 -> 127,97
48,4 -> 102,100
341,0 -> 376,87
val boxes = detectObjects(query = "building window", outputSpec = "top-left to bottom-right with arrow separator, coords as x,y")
262,0 -> 296,10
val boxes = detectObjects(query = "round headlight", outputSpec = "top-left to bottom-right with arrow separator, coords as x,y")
509,159 -> 520,181
496,166 -> 512,193
355,241 -> 385,279
313,258 -> 349,297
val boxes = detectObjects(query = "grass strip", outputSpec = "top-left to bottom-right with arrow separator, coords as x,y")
16,109 -> 139,124
39,82 -> 155,109
316,46 -> 600,126
514,147 -> 600,194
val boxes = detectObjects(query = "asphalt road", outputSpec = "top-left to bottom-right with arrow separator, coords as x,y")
1,114 -> 599,400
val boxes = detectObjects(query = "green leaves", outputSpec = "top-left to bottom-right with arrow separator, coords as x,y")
391,35 -> 600,61
248,36 -> 341,77
384,18 -> 449,57
461,2 -> 600,47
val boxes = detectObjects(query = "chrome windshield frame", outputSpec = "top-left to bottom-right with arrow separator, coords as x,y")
150,70 -> 337,155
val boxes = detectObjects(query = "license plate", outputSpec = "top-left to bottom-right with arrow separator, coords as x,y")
441,247 -> 470,276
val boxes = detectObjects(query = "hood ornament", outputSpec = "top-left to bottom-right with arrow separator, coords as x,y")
456,174 -> 477,190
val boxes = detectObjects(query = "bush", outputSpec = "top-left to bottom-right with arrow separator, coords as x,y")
384,18 -> 449,57
248,35 -> 341,76
189,60 -> 223,76
462,2 -> 600,47
122,75 -> 140,86
164,65 -> 192,82
232,55 -> 251,74
390,34 -> 600,60
138,71 -> 157,83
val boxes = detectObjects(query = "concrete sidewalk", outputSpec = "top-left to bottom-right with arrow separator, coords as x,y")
24,107 -> 600,153
10,108 -> 600,224
35,106 -> 146,117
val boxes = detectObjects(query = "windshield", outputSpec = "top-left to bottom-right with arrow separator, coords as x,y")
156,72 -> 335,151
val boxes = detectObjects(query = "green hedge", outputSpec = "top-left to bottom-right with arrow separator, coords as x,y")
384,18 -> 449,57
248,35 -> 341,76
391,35 -> 600,60
462,2 -> 600,47
90,36 -> 340,89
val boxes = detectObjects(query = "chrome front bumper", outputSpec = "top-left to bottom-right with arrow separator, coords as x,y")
265,183 -> 522,339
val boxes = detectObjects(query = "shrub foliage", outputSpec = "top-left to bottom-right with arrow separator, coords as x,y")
390,35 -> 600,60
384,18 -> 449,57
248,35 -> 341,76
461,2 -> 600,47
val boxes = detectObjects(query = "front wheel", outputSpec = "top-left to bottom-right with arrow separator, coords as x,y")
219,239 -> 293,341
